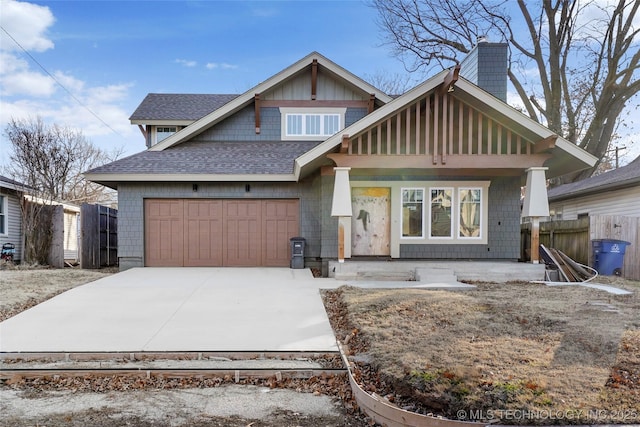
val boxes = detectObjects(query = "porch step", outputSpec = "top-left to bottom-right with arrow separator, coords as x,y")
415,268 -> 458,283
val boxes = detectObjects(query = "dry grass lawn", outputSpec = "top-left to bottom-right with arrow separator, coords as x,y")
333,278 -> 640,424
0,266 -> 114,321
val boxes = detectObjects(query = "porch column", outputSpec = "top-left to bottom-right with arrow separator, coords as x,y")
331,167 -> 352,263
521,167 -> 550,264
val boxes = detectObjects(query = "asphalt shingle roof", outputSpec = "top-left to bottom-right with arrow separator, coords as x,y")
86,141 -> 322,176
129,94 -> 239,121
548,155 -> 640,200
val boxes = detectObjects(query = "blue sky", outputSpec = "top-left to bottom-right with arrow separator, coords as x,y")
0,0 -> 412,162
1,0 -> 638,167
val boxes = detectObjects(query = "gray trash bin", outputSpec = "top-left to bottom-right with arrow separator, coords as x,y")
290,237 -> 305,269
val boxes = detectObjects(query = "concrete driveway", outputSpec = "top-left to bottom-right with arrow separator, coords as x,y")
0,268 -> 339,353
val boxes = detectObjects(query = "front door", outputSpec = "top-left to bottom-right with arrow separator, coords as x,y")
351,187 -> 391,256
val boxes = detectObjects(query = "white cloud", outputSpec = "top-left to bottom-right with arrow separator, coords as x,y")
175,58 -> 197,67
0,0 -> 137,160
0,0 -> 55,52
1,68 -> 56,96
206,62 -> 238,70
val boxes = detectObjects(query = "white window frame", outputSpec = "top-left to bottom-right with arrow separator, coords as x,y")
395,181 -> 489,245
0,194 -> 7,236
401,188 -> 425,239
280,107 -> 346,140
154,126 -> 177,144
457,187 -> 483,240
429,187 -> 454,239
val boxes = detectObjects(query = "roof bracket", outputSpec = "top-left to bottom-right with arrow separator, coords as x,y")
340,134 -> 350,153
311,59 -> 318,100
534,136 -> 557,153
254,93 -> 261,134
440,64 -> 460,95
367,94 -> 375,114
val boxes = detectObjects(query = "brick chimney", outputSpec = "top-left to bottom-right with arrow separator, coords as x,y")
459,38 -> 508,102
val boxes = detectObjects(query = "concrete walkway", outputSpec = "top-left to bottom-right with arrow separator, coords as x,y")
0,268 -> 340,353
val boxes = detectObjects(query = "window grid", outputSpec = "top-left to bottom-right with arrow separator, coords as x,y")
286,113 -> 340,137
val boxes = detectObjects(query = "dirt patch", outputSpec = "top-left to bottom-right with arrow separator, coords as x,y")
324,277 -> 640,425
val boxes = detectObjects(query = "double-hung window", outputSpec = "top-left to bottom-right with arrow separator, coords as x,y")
0,195 -> 6,236
280,108 -> 346,140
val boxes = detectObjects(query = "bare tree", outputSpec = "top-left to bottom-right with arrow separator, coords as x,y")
372,0 -> 640,182
364,70 -> 418,95
4,116 -> 120,263
4,116 -> 120,204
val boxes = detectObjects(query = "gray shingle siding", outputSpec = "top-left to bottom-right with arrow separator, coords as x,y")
196,106 -> 370,142
460,42 -> 508,102
117,177 -> 324,269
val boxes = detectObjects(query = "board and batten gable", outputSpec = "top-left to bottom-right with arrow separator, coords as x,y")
0,190 -> 23,262
263,66 -> 371,102
550,186 -> 640,219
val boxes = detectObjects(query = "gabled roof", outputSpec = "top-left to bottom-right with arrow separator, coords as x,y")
548,155 -> 640,201
148,52 -> 393,152
130,94 -> 239,124
294,72 -> 598,179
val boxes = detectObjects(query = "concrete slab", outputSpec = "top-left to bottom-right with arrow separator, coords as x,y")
0,268 -> 338,353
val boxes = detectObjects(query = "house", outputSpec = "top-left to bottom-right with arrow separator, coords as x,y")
85,47 -> 597,273
548,155 -> 640,219
0,175 -> 26,263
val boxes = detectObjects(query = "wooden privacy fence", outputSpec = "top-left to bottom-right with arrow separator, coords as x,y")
521,215 -> 640,280
80,203 -> 118,269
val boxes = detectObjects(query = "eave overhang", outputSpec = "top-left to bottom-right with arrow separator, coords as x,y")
83,173 -> 297,190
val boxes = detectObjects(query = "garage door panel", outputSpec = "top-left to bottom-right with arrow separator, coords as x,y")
184,200 -> 223,267
263,200 -> 299,266
224,201 -> 261,267
145,200 -> 184,267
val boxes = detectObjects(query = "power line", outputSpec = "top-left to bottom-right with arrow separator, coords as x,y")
0,25 -> 125,138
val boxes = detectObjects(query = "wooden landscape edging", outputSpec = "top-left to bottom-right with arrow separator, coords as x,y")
338,344 -> 486,427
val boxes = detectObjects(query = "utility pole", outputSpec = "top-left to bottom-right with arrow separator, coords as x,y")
606,146 -> 627,168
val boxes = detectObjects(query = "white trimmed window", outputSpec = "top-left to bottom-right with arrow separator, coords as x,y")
155,126 -> 177,143
401,188 -> 424,238
0,195 -> 7,236
397,182 -> 488,244
280,108 -> 346,140
458,188 -> 482,239
430,188 -> 453,238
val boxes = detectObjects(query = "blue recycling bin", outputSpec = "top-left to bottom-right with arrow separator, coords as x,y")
592,239 -> 631,276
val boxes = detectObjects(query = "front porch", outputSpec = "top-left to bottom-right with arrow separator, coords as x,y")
328,260 -> 545,283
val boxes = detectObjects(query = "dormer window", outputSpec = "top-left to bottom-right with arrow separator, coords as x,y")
280,108 -> 346,140
155,126 -> 177,143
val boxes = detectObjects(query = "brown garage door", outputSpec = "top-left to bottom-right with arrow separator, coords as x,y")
145,199 -> 299,267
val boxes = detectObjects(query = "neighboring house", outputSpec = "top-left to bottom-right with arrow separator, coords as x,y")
548,155 -> 640,219
0,175 -> 26,263
85,47 -> 597,272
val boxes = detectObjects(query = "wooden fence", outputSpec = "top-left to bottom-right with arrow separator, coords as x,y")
521,215 -> 639,281
80,204 -> 118,269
